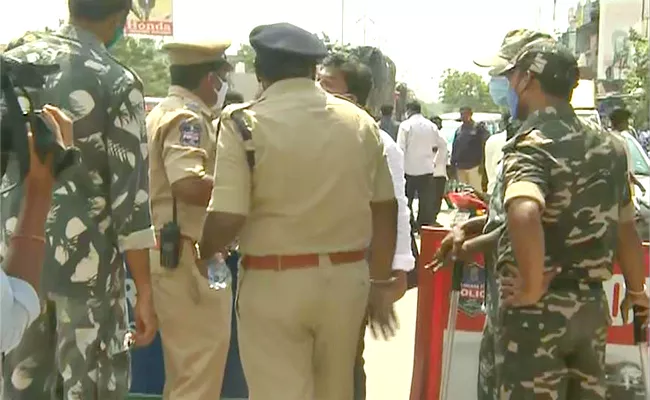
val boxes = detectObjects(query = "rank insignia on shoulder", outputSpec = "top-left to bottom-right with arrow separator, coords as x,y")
185,102 -> 202,114
223,101 -> 253,119
179,120 -> 202,147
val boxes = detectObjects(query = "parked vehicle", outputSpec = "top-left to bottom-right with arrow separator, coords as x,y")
438,112 -> 502,152
574,107 -> 650,242
620,131 -> 650,242
144,96 -> 164,113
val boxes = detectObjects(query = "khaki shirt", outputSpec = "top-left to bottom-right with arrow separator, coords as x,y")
208,78 -> 395,255
146,86 -> 217,241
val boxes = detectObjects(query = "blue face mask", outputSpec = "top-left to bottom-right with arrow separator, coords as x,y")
506,86 -> 520,120
488,76 -> 509,107
489,76 -> 520,120
105,23 -> 125,49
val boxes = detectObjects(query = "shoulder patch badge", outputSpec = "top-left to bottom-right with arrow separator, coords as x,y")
179,120 -> 202,147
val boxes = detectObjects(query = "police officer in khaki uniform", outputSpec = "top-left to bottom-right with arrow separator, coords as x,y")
146,41 -> 233,400
199,23 -> 398,400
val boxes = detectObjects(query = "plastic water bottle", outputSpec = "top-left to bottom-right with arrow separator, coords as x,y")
207,253 -> 232,291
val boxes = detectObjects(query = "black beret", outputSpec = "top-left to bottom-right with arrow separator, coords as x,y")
249,23 -> 328,60
69,0 -> 132,20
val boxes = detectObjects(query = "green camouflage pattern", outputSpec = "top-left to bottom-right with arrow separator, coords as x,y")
474,29 -> 552,76
2,285 -> 131,399
477,319 -> 497,400
1,25 -> 154,296
475,28 -> 576,77
1,25 -> 154,398
495,292 -> 610,399
476,161 -> 506,400
493,102 -> 630,398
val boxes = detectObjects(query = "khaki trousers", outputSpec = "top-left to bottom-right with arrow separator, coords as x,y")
150,241 -> 232,400
457,166 -> 482,191
237,257 -> 370,400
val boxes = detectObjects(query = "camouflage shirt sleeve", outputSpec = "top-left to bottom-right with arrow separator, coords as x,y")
108,83 -> 156,251
502,129 -> 552,209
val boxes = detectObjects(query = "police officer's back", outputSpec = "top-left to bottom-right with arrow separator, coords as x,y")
200,23 -> 397,400
146,40 -> 234,399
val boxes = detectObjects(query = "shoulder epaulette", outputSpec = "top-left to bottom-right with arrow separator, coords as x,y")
217,100 -> 260,171
184,102 -> 203,114
221,100 -> 258,119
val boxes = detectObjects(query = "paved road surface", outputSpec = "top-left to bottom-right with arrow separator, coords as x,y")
362,205 -> 459,399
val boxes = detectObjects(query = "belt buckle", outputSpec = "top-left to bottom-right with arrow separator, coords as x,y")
274,255 -> 284,271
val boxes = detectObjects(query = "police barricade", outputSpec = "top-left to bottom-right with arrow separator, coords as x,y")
126,251 -> 248,398
410,227 -> 650,400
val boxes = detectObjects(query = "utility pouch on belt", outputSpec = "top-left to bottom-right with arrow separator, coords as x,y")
160,197 -> 181,269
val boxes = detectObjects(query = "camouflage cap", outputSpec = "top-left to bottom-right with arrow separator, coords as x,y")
474,29 -> 576,78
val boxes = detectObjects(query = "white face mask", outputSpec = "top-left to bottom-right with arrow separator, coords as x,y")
213,78 -> 229,111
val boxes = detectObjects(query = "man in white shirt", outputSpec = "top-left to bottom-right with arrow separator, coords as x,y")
318,52 -> 415,400
484,131 -> 507,194
431,127 -> 448,227
397,101 -> 443,229
0,270 -> 40,353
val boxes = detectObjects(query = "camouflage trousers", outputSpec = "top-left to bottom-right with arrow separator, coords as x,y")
2,292 -> 131,399
493,288 -> 610,400
477,248 -> 499,400
477,318 -> 497,400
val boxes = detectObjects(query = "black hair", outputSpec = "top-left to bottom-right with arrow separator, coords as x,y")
169,62 -> 216,91
254,51 -> 317,84
406,101 -> 421,114
68,0 -> 132,21
321,53 -> 374,105
380,104 -> 394,116
610,108 -> 631,128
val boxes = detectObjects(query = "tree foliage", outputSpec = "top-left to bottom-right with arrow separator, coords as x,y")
231,33 -> 354,74
623,28 -> 649,127
3,26 -> 170,98
318,33 -> 353,55
439,69 -> 497,112
230,43 -> 256,73
110,36 -> 170,97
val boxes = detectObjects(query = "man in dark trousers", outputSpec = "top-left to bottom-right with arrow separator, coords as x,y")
318,52 -> 414,400
379,104 -> 399,141
451,106 -> 490,191
397,101 -> 444,230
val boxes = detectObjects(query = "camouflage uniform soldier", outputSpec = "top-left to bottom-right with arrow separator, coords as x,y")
1,0 -> 157,398
474,31 -> 649,399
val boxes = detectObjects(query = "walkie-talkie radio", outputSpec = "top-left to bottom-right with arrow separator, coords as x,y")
159,197 -> 181,269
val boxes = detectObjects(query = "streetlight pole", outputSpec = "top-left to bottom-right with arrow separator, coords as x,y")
341,0 -> 345,43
